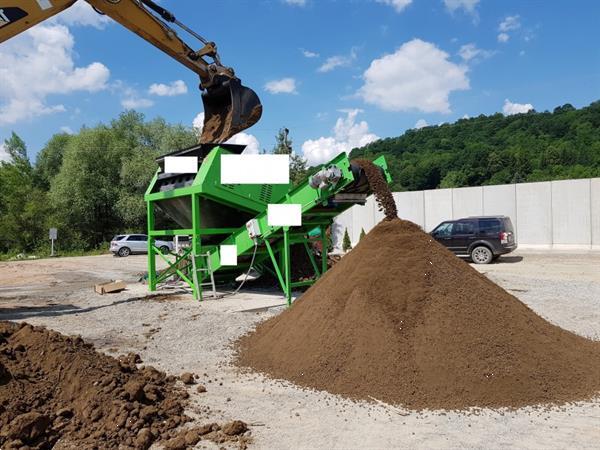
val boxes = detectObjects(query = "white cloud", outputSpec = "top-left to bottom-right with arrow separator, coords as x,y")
414,119 -> 428,129
444,0 -> 479,14
192,112 -> 205,131
503,99 -> 533,115
497,33 -> 510,43
283,0 -> 306,6
0,24 -> 110,125
192,112 -> 260,154
497,15 -> 520,42
375,0 -> 412,13
0,142 -> 10,162
499,15 -> 521,32
318,49 -> 357,73
264,78 -> 298,94
121,94 -> 154,110
301,49 -> 319,58
358,39 -> 469,114
458,43 -> 494,62
226,132 -> 261,154
60,126 -> 74,134
53,1 -> 112,28
149,80 -> 188,96
301,109 -> 379,165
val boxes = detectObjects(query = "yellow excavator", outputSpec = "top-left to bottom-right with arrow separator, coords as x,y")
0,0 -> 262,143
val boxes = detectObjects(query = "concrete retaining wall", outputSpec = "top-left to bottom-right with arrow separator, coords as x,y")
333,177 -> 600,250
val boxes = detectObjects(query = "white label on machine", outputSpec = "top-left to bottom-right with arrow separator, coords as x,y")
164,156 -> 198,173
220,154 -> 289,184
220,245 -> 238,266
268,204 -> 302,227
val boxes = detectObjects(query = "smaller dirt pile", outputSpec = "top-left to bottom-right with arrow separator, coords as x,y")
0,322 -> 248,449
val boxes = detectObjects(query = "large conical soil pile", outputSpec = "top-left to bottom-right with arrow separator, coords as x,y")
236,162 -> 600,410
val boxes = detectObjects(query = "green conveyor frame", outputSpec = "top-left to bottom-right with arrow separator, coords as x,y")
145,146 -> 391,304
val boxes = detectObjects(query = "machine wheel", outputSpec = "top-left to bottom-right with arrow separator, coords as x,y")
471,246 -> 493,264
118,247 -> 131,257
160,245 -> 170,254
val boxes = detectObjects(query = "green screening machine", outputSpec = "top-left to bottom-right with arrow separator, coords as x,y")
144,143 -> 390,304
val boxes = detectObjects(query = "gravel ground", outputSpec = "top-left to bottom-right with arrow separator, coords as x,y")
0,251 -> 599,449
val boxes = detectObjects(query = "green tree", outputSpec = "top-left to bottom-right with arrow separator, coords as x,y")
0,133 -> 50,253
34,133 -> 72,190
272,127 -> 308,185
342,228 -> 352,252
359,228 -> 366,241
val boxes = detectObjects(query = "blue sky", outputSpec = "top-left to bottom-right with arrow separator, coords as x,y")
1,0 -> 599,164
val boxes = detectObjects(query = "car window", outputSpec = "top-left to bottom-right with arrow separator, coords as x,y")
502,218 -> 515,233
434,222 -> 453,237
452,220 -> 475,235
127,235 -> 146,241
112,235 -> 125,241
479,219 -> 502,234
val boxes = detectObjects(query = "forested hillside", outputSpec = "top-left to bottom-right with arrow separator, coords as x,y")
351,101 -> 600,191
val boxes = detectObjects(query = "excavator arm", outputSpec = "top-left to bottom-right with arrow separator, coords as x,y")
0,0 -> 262,143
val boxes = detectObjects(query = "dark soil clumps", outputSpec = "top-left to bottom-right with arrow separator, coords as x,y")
236,219 -> 600,410
0,321 -> 249,448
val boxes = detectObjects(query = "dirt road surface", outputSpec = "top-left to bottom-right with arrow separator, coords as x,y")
1,251 -> 599,449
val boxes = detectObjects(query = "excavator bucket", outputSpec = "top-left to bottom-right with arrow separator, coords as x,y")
200,77 -> 262,144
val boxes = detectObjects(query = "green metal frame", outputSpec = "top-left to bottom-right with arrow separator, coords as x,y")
145,147 -> 390,304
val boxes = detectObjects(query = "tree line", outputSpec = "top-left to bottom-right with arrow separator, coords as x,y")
350,101 -> 600,191
0,111 -> 307,255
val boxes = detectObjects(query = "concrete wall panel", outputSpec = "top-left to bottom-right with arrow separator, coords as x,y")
591,178 -> 600,247
452,187 -> 483,219
332,208 -> 353,249
351,196 -> 376,244
516,182 -> 552,246
551,179 -> 591,245
394,191 -> 425,228
334,177 -> 600,249
483,184 -> 517,239
424,189 -> 453,232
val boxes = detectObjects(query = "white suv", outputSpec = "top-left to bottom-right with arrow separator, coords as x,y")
110,234 -> 173,257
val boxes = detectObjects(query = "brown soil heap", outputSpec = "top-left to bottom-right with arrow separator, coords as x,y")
237,219 -> 600,410
0,322 -> 248,449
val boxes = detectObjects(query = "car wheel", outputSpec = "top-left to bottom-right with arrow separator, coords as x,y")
160,245 -> 170,254
471,246 -> 493,264
118,247 -> 131,257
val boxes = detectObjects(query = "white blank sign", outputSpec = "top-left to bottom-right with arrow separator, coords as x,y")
164,156 -> 198,174
220,245 -> 238,266
221,154 -> 289,184
268,204 -> 302,227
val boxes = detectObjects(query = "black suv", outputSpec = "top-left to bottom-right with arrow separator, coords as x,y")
430,216 -> 517,264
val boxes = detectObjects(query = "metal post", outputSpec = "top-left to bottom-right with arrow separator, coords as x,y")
191,193 -> 202,301
50,239 -> 55,257
283,227 -> 292,306
147,201 -> 157,291
320,225 -> 328,276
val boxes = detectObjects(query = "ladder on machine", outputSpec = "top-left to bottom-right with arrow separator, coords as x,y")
191,252 -> 217,299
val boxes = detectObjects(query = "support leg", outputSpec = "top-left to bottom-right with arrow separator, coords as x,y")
283,227 -> 292,306
147,201 -> 157,292
320,225 -> 328,276
191,193 -> 202,301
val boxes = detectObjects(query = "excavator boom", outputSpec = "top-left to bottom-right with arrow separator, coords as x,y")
0,0 -> 261,143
